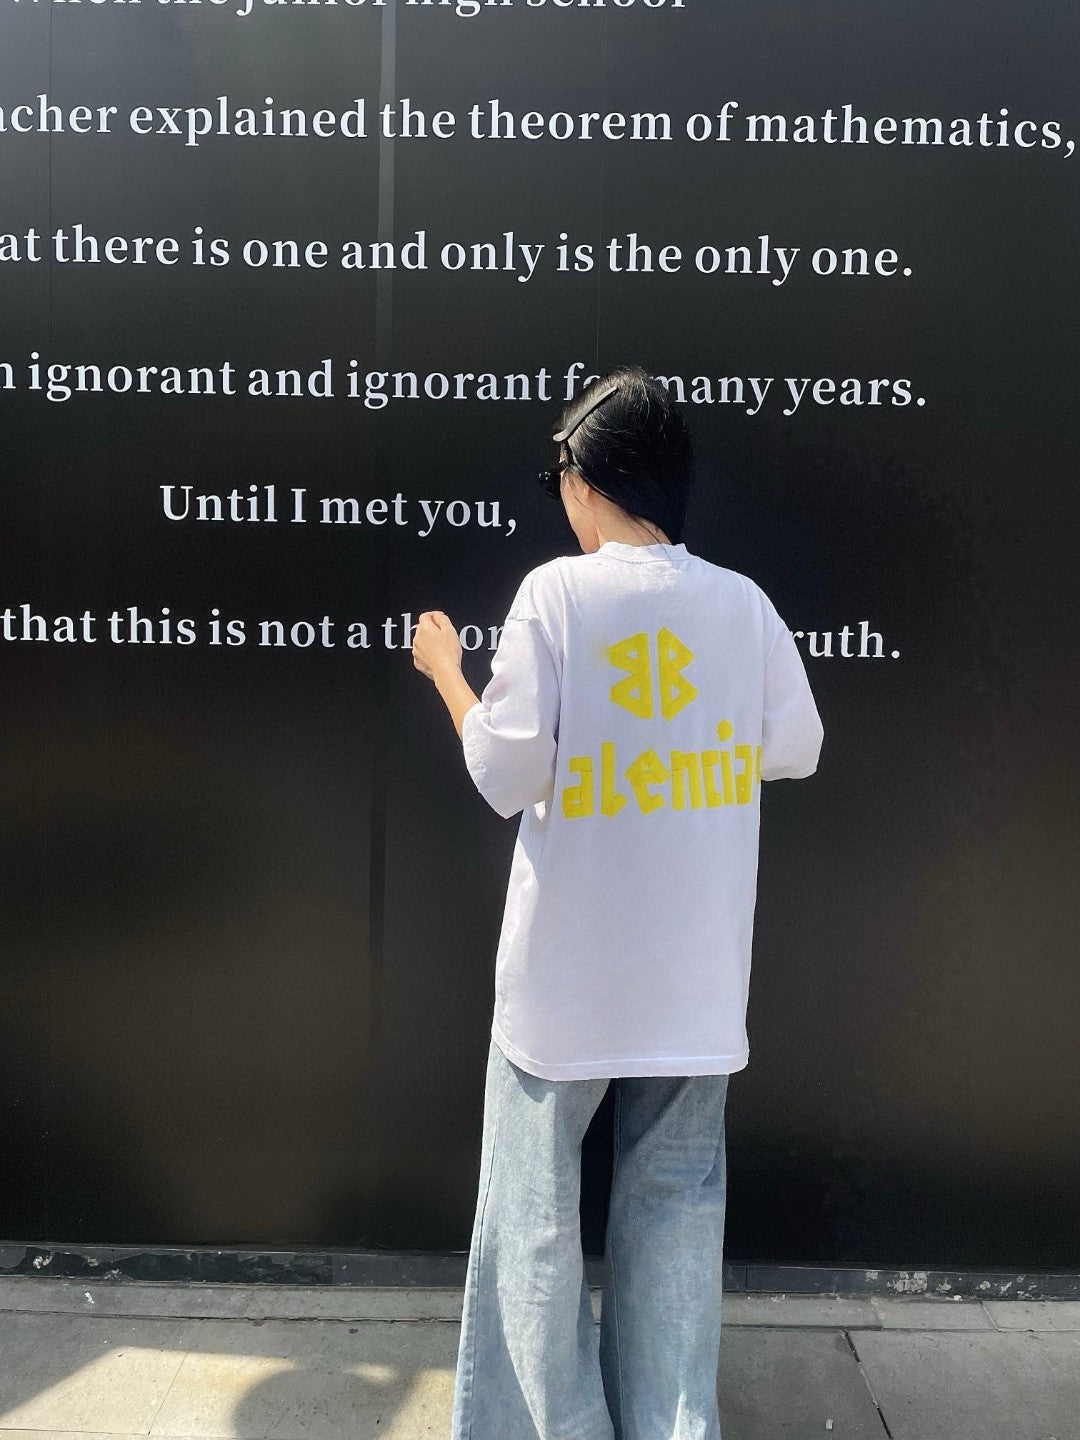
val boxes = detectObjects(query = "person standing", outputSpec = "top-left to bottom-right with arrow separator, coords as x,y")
412,363 -> 824,1440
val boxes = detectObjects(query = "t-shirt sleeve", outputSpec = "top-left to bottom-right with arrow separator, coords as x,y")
759,593 -> 824,781
460,575 -> 562,820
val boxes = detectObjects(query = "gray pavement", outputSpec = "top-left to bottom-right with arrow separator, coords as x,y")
0,1277 -> 1076,1439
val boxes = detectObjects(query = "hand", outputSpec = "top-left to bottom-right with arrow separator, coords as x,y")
413,610 -> 463,681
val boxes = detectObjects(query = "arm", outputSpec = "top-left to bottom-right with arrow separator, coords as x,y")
412,610 -> 478,737
760,620 -> 824,781
433,663 -> 481,740
413,598 -> 562,819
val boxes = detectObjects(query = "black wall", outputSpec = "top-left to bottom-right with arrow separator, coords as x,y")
1,0 -> 1077,1268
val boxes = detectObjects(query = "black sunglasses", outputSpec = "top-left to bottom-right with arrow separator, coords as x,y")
538,453 -> 573,500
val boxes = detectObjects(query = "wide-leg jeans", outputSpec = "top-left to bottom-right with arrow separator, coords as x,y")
451,1035 -> 731,1440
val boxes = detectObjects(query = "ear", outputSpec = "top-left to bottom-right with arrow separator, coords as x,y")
571,473 -> 597,504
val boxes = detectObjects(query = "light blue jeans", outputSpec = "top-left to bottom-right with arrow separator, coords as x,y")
452,1035 -> 731,1440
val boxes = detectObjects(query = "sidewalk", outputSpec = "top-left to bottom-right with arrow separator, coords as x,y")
0,1277 -> 1076,1440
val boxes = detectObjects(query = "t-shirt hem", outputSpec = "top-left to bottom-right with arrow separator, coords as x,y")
763,761 -> 818,780
491,1017 -> 749,1080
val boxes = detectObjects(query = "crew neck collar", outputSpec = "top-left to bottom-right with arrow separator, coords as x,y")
595,540 -> 689,563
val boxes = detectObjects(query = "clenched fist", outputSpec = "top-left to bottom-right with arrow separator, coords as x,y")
412,610 -> 463,681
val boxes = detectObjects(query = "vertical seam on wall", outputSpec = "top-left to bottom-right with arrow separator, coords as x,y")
368,0 -> 397,1054
44,0 -> 57,1242
376,0 -> 397,372
594,12 -> 609,370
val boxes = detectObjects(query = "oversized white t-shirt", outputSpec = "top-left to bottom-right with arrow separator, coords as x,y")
460,539 -> 823,1081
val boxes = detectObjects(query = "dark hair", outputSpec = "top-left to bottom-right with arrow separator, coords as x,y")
551,364 -> 693,544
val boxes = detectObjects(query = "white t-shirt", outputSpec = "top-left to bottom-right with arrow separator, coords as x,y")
460,539 -> 823,1080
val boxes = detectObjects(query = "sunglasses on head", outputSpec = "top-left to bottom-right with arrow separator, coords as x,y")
538,381 -> 621,501
538,451 -> 574,500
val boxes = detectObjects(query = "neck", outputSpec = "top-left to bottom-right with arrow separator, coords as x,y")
597,521 -> 672,547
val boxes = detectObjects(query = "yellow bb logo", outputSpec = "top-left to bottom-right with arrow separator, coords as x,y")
606,626 -> 698,720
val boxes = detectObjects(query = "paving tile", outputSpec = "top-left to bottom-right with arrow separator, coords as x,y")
0,1278 -> 583,1325
717,1327 -> 887,1438
722,1293 -> 880,1328
850,1328 -> 1080,1440
149,1318 -> 459,1440
0,1278 -> 251,1320
984,1301 -> 1080,1332
0,1312 -> 193,1434
870,1297 -> 993,1329
243,1287 -> 467,1323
